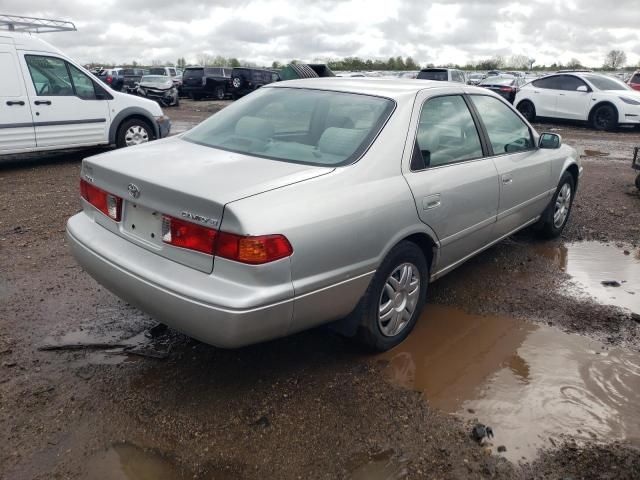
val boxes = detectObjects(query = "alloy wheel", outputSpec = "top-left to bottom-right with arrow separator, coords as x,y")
124,125 -> 149,146
553,182 -> 572,228
378,262 -> 421,337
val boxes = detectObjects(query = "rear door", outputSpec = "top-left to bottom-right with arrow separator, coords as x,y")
20,53 -> 111,148
554,75 -> 592,120
529,76 -> 561,117
0,42 -> 35,153
469,94 -> 552,237
402,91 -> 500,274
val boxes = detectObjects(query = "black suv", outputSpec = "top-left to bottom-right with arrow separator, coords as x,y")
230,68 -> 280,98
182,66 -> 232,100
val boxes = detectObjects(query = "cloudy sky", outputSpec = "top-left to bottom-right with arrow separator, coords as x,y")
4,0 -> 640,67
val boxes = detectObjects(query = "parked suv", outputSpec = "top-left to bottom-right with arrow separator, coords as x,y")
97,68 -> 125,91
230,67 -> 280,98
417,68 -> 466,83
629,71 -> 640,91
0,33 -> 170,155
182,66 -> 232,100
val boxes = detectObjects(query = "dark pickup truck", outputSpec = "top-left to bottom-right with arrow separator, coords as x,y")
181,66 -> 232,100
122,68 -> 148,93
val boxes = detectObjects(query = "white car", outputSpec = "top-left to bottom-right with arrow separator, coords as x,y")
0,32 -> 171,156
514,72 -> 640,131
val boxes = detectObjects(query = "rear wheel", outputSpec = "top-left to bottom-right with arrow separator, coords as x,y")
517,100 -> 536,122
215,86 -> 225,100
591,104 -> 618,131
537,171 -> 575,238
116,118 -> 153,148
352,241 -> 428,351
635,173 -> 640,190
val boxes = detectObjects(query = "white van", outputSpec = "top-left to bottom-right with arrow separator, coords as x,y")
0,32 -> 171,156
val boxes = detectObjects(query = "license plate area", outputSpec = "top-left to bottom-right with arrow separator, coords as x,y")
121,202 -> 163,246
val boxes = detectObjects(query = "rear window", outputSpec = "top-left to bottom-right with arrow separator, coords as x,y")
481,76 -> 515,86
184,68 -> 204,79
417,70 -> 448,81
148,68 -> 167,75
632,74 -> 640,84
183,87 -> 395,167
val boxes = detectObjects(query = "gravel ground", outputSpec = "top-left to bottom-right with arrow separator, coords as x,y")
1,100 -> 639,479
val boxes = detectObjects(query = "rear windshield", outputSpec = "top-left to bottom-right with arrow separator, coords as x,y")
184,68 -> 204,78
183,87 -> 395,166
417,70 -> 448,81
141,75 -> 170,84
148,68 -> 167,75
583,74 -> 630,91
481,76 -> 515,85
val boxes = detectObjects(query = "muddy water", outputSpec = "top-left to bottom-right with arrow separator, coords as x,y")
85,443 -> 192,479
380,305 -> 640,461
536,242 -> 640,313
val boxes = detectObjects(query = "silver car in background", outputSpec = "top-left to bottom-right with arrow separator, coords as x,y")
67,78 -> 581,351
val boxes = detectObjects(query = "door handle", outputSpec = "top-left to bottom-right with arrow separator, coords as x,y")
6,100 -> 25,106
422,194 -> 441,210
502,175 -> 513,185
34,100 -> 52,105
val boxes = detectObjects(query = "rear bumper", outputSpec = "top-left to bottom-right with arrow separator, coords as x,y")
66,213 -> 293,348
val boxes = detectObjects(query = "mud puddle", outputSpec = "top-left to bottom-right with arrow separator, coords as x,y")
85,443 -> 193,479
380,305 -> 640,462
535,242 -> 640,313
348,449 -> 408,480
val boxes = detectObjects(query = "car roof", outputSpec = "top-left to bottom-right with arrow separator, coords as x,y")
270,77 -> 477,99
1,31 -> 64,55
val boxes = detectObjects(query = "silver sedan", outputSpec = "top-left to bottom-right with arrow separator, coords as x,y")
67,78 -> 582,350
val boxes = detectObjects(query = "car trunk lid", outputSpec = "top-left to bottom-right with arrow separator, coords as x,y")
81,137 -> 333,272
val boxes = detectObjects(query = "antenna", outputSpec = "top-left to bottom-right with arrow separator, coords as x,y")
0,14 -> 76,33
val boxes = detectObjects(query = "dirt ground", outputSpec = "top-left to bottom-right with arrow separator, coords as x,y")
1,99 -> 639,479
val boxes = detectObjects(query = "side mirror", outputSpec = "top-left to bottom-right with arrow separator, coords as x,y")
539,132 -> 561,149
577,85 -> 588,92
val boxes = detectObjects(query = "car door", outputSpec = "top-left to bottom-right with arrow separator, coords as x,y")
402,91 -> 500,274
528,76 -> 561,117
0,43 -> 36,153
554,75 -> 593,120
469,94 -> 553,237
20,54 -> 110,148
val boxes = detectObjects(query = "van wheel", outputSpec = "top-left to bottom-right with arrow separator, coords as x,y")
536,171 -> 575,238
116,118 -> 153,148
352,241 -> 428,352
215,87 -> 225,100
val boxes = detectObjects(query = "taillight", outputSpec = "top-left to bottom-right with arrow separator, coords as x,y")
499,86 -> 514,92
216,232 -> 293,265
160,214 -> 293,263
161,215 -> 216,255
80,178 -> 122,221
106,75 -> 113,84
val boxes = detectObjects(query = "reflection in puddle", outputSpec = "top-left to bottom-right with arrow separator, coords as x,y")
536,242 -> 640,313
85,443 -> 191,480
348,449 -> 408,480
380,305 -> 640,461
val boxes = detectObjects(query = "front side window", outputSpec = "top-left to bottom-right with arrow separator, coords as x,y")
68,64 -> 97,99
414,95 -> 483,169
471,95 -> 533,154
183,87 -> 395,166
556,75 -> 588,91
25,55 -> 74,96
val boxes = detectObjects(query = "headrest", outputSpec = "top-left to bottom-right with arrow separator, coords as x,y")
318,127 -> 366,157
235,116 -> 274,141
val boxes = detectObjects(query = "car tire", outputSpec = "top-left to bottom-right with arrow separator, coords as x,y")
173,96 -> 180,107
352,241 -> 429,352
116,118 -> 154,148
215,86 -> 225,100
517,100 -> 536,122
536,171 -> 575,239
635,173 -> 640,190
591,104 -> 618,131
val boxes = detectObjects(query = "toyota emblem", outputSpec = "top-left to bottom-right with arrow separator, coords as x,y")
127,183 -> 141,199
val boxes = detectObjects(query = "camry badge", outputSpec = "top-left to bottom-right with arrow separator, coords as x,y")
127,183 -> 141,199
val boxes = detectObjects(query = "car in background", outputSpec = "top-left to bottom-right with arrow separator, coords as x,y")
417,68 -> 466,83
67,78 -> 581,352
97,68 -> 125,91
148,66 -> 181,90
182,66 -> 232,100
122,68 -> 148,94
515,72 -> 640,131
478,75 -> 525,103
137,75 -> 179,107
229,67 -> 280,98
628,71 -> 640,91
467,73 -> 486,85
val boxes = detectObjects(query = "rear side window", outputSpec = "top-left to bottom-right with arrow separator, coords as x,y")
471,95 -> 533,154
414,95 -> 483,169
417,70 -> 448,81
0,52 -> 22,97
25,55 -> 74,96
531,76 -> 560,89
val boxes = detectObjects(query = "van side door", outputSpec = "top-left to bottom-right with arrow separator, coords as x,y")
19,53 -> 111,149
0,43 -> 35,153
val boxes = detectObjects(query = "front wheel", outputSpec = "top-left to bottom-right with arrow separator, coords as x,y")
116,118 -> 153,148
591,104 -> 618,131
536,171 -> 575,238
352,241 -> 429,351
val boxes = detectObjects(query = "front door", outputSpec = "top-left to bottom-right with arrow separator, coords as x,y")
469,94 -> 553,236
554,75 -> 592,120
0,43 -> 35,153
402,92 -> 500,275
20,54 -> 110,148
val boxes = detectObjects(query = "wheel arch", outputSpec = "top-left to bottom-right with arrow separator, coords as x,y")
109,107 -> 159,144
588,101 -> 619,124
